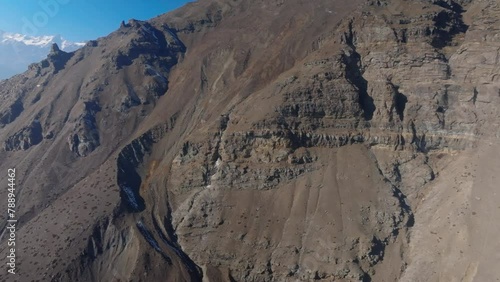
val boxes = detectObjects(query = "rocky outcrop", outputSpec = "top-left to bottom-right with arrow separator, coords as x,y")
68,100 -> 101,157
3,120 -> 43,151
110,20 -> 184,70
31,43 -> 74,75
0,98 -> 23,127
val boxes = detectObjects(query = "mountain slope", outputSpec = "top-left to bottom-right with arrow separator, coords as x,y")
0,0 -> 499,281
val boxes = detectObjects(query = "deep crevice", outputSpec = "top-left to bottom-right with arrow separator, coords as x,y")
137,221 -> 173,263
153,213 -> 203,280
116,123 -> 172,213
430,1 -> 469,49
393,86 -> 408,122
342,20 -> 376,121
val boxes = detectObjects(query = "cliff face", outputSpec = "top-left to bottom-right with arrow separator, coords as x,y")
0,0 -> 499,281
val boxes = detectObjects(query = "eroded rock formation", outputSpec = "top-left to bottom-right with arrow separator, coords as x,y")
0,0 -> 499,281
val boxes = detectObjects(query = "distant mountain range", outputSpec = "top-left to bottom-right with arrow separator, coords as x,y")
0,30 -> 85,79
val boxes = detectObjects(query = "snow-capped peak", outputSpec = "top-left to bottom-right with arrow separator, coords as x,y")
61,40 -> 86,50
0,30 -> 86,79
0,30 -> 84,50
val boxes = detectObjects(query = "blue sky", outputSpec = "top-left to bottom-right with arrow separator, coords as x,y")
0,0 -> 191,41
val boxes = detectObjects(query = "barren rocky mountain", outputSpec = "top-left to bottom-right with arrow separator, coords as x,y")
0,0 -> 499,281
